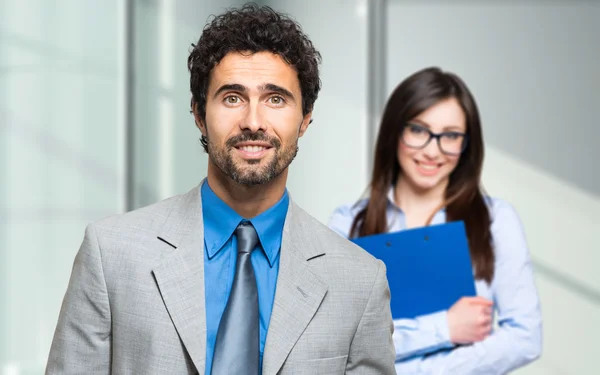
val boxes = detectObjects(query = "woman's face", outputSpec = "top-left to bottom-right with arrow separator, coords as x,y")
397,97 -> 467,193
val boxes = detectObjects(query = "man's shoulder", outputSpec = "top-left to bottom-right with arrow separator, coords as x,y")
90,193 -> 185,238
290,205 -> 386,316
291,204 -> 381,271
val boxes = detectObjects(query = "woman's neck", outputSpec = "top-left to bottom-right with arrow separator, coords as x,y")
394,177 -> 447,228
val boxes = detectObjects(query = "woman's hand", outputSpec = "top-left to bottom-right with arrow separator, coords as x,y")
447,296 -> 494,344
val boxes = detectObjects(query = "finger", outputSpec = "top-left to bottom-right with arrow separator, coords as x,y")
475,331 -> 489,342
468,296 -> 494,306
478,325 -> 492,339
475,304 -> 493,315
480,316 -> 492,326
484,324 -> 493,335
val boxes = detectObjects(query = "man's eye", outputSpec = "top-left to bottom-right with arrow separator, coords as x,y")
225,96 -> 239,104
270,96 -> 284,105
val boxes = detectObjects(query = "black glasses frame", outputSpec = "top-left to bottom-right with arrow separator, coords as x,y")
401,123 -> 469,156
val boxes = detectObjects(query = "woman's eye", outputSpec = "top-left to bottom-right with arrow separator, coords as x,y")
409,125 -> 425,133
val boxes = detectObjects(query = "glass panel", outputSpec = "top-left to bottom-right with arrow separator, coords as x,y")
0,1 -> 124,373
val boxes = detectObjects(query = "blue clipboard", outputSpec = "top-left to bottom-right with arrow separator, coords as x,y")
352,221 -> 476,319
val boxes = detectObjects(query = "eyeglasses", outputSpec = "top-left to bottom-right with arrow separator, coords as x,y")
401,123 -> 468,156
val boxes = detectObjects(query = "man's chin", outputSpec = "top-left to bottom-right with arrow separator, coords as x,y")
231,159 -> 269,172
232,154 -> 270,166
228,166 -> 277,186
231,174 -> 273,186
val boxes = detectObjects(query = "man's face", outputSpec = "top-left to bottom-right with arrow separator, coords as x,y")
196,51 -> 312,186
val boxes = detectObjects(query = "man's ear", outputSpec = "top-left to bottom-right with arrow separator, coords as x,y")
298,111 -> 313,138
192,102 -> 207,136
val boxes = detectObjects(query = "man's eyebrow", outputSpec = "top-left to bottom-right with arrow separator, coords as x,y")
213,84 -> 246,98
260,84 -> 294,100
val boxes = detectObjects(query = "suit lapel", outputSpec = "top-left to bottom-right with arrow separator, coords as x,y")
262,202 -> 328,375
152,185 -> 207,373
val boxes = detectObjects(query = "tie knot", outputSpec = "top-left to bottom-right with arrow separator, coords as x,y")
235,221 -> 259,254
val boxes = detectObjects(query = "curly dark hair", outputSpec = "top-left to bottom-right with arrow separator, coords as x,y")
188,3 -> 322,150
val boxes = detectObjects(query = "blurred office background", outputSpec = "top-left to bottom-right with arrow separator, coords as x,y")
1,0 -> 598,374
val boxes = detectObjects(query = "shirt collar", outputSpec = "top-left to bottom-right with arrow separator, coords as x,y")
386,186 -> 397,207
201,180 -> 289,266
386,184 -> 446,214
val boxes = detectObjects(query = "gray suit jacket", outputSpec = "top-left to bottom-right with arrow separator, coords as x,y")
46,184 -> 396,374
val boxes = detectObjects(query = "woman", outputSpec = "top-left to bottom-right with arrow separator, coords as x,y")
328,67 -> 542,374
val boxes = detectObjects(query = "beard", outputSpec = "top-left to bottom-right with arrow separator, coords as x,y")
207,130 -> 298,186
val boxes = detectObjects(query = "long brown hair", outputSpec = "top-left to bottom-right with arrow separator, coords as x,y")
351,67 -> 494,283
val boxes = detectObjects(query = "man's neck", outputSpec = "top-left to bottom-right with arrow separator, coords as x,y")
206,164 -> 288,219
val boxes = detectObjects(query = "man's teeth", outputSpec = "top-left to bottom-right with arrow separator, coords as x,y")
240,145 -> 266,152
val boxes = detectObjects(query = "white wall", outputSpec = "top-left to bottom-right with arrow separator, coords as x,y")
484,147 -> 600,375
387,1 -> 600,198
387,2 -> 600,374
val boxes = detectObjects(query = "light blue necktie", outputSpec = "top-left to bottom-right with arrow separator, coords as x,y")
211,221 -> 260,375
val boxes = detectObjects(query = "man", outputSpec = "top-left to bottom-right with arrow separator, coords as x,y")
46,4 -> 395,374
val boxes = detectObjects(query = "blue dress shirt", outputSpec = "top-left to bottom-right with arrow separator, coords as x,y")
201,181 -> 288,375
328,187 -> 542,375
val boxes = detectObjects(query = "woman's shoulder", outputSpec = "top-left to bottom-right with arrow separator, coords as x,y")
483,196 -> 523,225
327,198 -> 370,239
331,198 -> 369,218
483,196 -> 530,264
